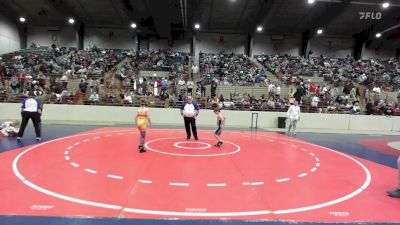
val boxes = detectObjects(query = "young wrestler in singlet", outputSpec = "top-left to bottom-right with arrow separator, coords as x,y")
135,100 -> 151,153
213,107 -> 225,147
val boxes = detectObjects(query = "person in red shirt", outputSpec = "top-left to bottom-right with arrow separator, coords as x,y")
309,82 -> 316,94
18,71 -> 26,88
316,86 -> 321,96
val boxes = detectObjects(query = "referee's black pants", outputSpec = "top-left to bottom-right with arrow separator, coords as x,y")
17,111 -> 41,138
184,117 -> 198,139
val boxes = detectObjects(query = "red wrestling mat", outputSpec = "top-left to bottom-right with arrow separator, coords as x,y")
0,127 -> 399,222
358,138 -> 400,156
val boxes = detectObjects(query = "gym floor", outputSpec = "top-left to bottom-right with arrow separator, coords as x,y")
0,124 -> 399,225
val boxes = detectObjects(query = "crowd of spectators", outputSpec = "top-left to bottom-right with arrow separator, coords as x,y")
1,46 -> 399,116
134,50 -> 190,72
200,53 -> 268,86
256,54 -> 400,92
0,45 -> 126,104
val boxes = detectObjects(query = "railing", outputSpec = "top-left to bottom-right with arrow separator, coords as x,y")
2,93 -> 398,116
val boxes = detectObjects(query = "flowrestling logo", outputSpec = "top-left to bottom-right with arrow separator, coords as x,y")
359,12 -> 382,19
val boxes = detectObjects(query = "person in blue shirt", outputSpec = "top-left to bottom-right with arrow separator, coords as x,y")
17,92 -> 42,141
180,96 -> 200,140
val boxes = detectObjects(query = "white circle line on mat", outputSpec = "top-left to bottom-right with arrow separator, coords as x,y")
173,141 -> 211,149
145,138 -> 240,157
12,130 -> 371,217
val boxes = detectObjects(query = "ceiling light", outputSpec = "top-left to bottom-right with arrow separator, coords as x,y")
317,29 -> 323,34
68,18 -> 75,24
375,33 -> 382,38
256,26 -> 263,32
19,17 -> 26,23
308,0 -> 315,4
131,23 -> 137,28
382,2 -> 390,8
194,23 -> 200,29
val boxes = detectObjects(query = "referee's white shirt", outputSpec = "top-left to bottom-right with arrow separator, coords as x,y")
22,98 -> 40,112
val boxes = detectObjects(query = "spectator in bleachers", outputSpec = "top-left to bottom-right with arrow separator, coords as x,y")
384,103 -> 395,116
268,83 -> 275,96
311,95 -> 319,107
200,78 -> 206,97
178,77 -> 186,95
141,78 -> 148,96
350,101 -> 360,115
366,100 -> 374,115
294,84 -> 305,104
187,80 -> 194,95
161,77 -> 168,92
275,85 -> 281,98
123,91 -> 133,104
89,91 -> 100,104
210,78 -> 218,98
79,79 -> 88,94
397,92 -> 400,104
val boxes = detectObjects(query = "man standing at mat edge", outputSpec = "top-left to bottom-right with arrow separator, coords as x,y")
286,100 -> 300,135
181,96 -> 199,140
17,91 -> 42,141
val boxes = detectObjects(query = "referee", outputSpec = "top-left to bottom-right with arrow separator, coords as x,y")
180,96 -> 199,140
17,91 -> 42,141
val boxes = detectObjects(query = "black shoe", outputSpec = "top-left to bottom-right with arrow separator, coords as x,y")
139,145 -> 146,153
186,136 -> 191,140
214,141 -> 223,147
195,137 -> 199,140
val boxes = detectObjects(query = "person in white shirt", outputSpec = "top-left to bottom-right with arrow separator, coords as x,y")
373,86 -> 381,95
275,85 -> 281,97
153,81 -> 158,96
123,92 -> 133,104
286,100 -> 300,135
191,64 -> 199,80
187,80 -> 194,95
268,83 -> 275,95
89,91 -> 100,104
311,95 -> 319,107
351,101 -> 360,114
180,96 -> 200,140
1,120 -> 20,137
17,92 -> 42,141
178,77 -> 186,95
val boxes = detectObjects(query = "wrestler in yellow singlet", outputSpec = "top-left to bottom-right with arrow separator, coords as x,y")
135,100 -> 151,153
136,107 -> 149,131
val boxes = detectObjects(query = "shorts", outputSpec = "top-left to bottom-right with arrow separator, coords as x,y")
215,127 -> 222,135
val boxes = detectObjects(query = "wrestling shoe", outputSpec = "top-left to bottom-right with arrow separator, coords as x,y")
214,141 -> 223,147
139,145 -> 146,153
387,189 -> 400,198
